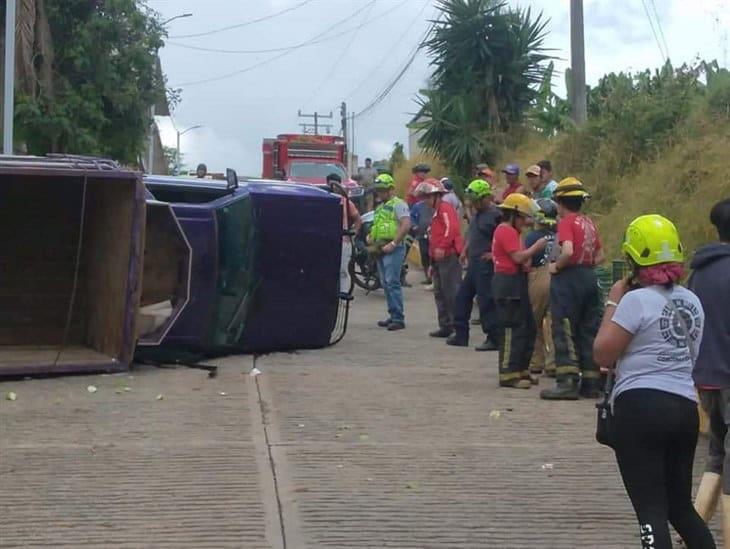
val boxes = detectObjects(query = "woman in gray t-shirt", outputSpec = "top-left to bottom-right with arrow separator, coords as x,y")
593,214 -> 714,549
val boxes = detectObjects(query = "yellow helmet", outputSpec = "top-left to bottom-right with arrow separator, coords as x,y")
554,177 -> 590,199
622,214 -> 685,267
497,193 -> 535,217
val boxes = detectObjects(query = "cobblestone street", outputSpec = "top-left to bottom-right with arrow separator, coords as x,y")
0,280 -> 720,548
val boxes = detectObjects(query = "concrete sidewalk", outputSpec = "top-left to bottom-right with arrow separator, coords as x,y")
0,280 -> 721,548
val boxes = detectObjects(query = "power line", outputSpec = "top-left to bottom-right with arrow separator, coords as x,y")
303,0 -> 378,107
640,0 -> 667,62
169,0 -> 314,39
649,0 -> 670,60
354,10 -> 438,120
167,0 -> 409,55
173,0 -> 406,88
343,0 -> 431,102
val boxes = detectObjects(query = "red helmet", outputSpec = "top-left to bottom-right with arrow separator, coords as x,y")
414,178 -> 446,197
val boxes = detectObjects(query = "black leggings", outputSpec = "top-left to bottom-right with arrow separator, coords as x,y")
613,389 -> 716,549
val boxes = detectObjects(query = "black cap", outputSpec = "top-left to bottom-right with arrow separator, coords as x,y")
537,160 -> 552,171
326,172 -> 342,183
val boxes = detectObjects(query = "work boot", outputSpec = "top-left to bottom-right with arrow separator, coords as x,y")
429,328 -> 452,338
446,334 -> 468,347
377,319 -> 391,328
500,379 -> 532,389
694,472 -> 722,523
540,379 -> 580,400
544,368 -> 557,378
580,379 -> 602,399
475,338 -> 498,352
387,321 -> 406,331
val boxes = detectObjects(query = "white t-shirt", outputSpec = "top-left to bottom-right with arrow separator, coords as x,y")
611,285 -> 704,404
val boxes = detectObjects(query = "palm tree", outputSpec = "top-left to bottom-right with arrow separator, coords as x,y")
413,0 -> 551,175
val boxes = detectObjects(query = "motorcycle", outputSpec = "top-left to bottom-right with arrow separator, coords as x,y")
349,210 -> 381,291
349,209 -> 413,292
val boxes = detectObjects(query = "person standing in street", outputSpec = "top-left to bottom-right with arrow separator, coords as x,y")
525,199 -> 558,379
368,174 -> 412,331
541,178 -> 605,400
499,164 -> 522,203
593,214 -> 715,549
410,197 -> 434,287
414,179 -> 464,338
407,163 -> 431,207
449,179 -> 501,351
535,160 -> 558,199
492,193 -> 548,389
689,198 -> 730,542
440,177 -> 465,220
524,164 -> 543,198
327,173 -> 362,294
358,158 -> 379,211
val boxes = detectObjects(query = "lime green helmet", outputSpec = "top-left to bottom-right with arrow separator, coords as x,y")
622,214 -> 684,267
464,178 -> 493,200
373,173 -> 395,190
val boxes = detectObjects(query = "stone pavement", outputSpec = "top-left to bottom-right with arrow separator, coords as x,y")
0,279 -> 722,548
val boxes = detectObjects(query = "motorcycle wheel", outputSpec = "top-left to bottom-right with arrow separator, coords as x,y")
349,254 -> 381,291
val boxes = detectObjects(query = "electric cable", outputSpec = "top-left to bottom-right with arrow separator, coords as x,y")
173,0 -> 407,87
343,0 -> 430,102
648,0 -> 670,60
170,0 -> 314,39
303,0 -> 377,106
641,0 -> 668,62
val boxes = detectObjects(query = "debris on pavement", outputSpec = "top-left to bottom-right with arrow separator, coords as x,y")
250,367 -> 262,377
6,392 -> 17,401
541,463 -> 554,470
489,410 -> 501,419
86,385 -> 98,394
156,394 -> 164,401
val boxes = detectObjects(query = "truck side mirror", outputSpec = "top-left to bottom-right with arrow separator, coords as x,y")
226,168 -> 239,190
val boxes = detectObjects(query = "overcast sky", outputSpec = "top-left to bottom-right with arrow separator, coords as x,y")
149,0 -> 730,176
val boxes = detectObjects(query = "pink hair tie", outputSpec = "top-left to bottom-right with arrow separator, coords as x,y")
638,262 -> 685,286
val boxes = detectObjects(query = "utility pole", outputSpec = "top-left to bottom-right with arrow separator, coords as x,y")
3,0 -> 17,154
297,110 -> 333,135
350,112 -> 356,173
340,102 -> 349,170
570,0 -> 587,125
176,124 -> 202,175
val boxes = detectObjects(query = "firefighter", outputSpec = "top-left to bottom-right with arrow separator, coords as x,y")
540,177 -> 605,400
368,174 -> 412,331
414,179 -> 464,338
449,179 -> 501,351
492,193 -> 548,389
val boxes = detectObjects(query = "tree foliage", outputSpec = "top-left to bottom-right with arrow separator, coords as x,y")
412,0 -> 551,176
12,0 -> 165,163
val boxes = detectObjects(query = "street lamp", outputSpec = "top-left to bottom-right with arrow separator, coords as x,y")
176,125 -> 202,175
161,13 -> 193,27
148,12 -> 193,174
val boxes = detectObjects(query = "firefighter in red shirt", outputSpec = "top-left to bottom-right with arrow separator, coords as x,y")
540,178 -> 605,400
492,193 -> 548,389
407,163 -> 431,207
415,179 -> 465,338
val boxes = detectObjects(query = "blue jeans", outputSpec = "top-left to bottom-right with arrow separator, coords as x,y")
377,244 -> 407,324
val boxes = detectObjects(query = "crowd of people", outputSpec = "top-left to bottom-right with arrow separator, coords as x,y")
351,160 -> 730,548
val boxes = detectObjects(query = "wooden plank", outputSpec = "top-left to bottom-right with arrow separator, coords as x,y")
0,346 -> 111,367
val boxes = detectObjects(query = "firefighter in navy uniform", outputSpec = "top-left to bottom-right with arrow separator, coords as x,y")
540,178 -> 606,400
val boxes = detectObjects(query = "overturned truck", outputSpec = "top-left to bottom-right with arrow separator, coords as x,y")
0,156 -> 145,376
137,174 -> 350,363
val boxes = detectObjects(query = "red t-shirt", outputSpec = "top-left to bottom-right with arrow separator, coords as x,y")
557,213 -> 602,266
492,224 -> 523,274
500,183 -> 521,203
429,201 -> 464,258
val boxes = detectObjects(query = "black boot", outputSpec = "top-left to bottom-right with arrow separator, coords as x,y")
474,338 -> 498,352
446,334 -> 468,347
377,319 -> 391,328
540,379 -> 580,401
580,378 -> 602,399
429,328 -> 452,338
